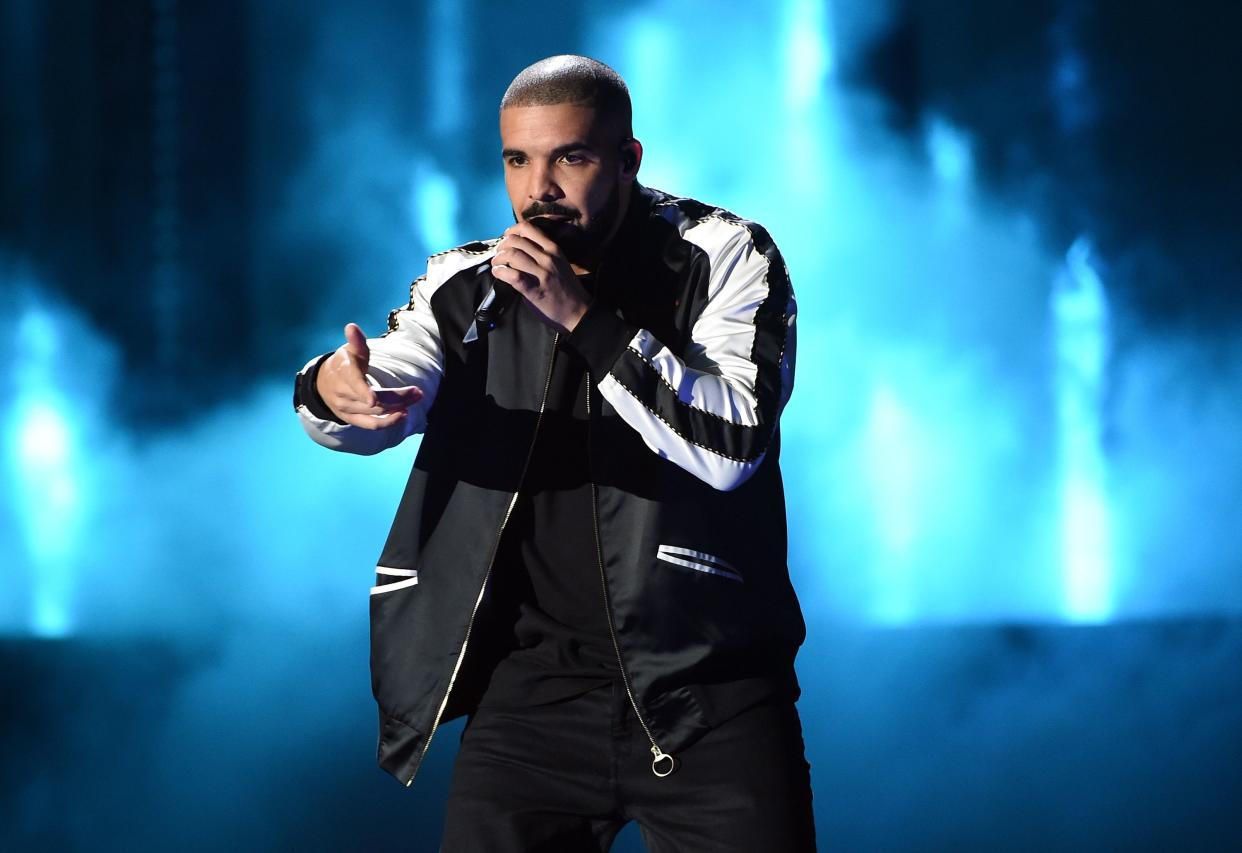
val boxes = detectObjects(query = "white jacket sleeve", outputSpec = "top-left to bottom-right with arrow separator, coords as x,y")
295,239 -> 484,456
567,215 -> 796,491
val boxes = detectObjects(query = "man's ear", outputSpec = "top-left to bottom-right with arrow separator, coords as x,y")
619,138 -> 643,179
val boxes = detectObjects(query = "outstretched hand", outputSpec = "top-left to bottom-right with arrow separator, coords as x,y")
315,323 -> 422,429
490,221 -> 591,333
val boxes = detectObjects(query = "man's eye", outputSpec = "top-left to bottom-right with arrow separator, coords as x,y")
506,156 -> 526,167
559,153 -> 584,165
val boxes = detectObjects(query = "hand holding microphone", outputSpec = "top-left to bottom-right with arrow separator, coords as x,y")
489,221 -> 591,334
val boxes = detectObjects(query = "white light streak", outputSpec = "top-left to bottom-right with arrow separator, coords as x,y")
9,306 -> 82,637
863,385 -> 922,623
783,0 -> 833,110
410,163 -> 460,251
925,116 -> 974,185
1053,237 -> 1113,622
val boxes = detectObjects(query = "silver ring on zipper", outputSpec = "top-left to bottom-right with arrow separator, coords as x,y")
651,748 -> 677,778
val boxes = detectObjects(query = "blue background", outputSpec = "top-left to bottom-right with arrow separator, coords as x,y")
2,1 -> 1240,850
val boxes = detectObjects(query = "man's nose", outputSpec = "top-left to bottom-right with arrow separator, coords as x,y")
528,163 -> 562,201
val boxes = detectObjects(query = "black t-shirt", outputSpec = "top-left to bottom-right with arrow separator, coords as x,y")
477,305 -> 619,708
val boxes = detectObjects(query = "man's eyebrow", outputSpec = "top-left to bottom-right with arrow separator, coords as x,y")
500,142 -> 596,159
551,141 -> 595,157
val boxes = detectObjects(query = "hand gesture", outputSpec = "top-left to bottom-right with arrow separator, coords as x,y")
315,323 -> 422,429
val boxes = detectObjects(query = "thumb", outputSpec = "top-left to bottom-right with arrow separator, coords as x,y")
343,323 -> 370,363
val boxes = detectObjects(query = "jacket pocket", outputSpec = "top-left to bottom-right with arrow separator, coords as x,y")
371,565 -> 419,595
655,544 -> 744,582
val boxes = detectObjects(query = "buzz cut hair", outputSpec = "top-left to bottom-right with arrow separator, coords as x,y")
500,55 -> 632,135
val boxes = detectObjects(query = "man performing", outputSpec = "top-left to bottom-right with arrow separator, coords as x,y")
293,55 -> 814,851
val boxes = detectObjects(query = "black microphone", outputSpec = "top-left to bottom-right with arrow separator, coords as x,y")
475,279 -> 517,331
464,275 -> 519,344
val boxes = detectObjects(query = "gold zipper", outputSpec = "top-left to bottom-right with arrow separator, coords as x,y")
405,330 -> 562,787
586,379 -> 676,778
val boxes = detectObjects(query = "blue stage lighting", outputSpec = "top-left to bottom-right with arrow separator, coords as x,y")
1052,238 -> 1114,622
10,307 -> 81,638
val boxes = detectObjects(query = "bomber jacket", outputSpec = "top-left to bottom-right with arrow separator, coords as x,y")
294,184 -> 804,787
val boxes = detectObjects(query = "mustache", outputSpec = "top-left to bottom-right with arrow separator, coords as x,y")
521,201 -> 580,220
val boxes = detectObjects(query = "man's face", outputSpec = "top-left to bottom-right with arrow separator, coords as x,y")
499,103 -> 632,266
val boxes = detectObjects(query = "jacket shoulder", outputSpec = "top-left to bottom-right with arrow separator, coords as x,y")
384,238 -> 497,334
644,190 -> 780,262
424,237 -> 500,291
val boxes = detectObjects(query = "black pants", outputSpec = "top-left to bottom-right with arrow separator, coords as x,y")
441,681 -> 817,852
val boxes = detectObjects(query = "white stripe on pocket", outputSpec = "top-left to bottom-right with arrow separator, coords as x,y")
656,545 -> 743,582
371,568 -> 419,595
376,566 -> 418,577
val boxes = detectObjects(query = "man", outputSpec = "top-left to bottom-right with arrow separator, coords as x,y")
294,55 -> 813,851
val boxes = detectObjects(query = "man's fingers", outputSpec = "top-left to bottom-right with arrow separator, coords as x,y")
330,396 -> 405,420
325,330 -> 376,405
331,385 -> 421,417
501,232 -> 548,255
344,323 -> 370,361
490,261 -> 537,293
506,221 -> 562,256
339,409 -> 408,430
373,386 -> 422,408
492,246 -> 543,279
498,233 -> 556,268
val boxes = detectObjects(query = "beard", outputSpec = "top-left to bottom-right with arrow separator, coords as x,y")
518,179 -> 623,267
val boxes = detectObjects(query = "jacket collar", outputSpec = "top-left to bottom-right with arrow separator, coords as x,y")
598,182 -> 656,269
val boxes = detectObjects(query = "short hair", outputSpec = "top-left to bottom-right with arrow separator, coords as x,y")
500,55 -> 632,135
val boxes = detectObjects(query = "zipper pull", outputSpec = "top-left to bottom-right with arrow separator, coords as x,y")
650,745 -> 676,778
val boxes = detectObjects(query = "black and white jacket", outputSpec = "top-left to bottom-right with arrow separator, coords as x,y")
295,184 -> 803,786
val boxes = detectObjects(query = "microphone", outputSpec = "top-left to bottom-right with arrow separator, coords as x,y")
463,273 -> 519,345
